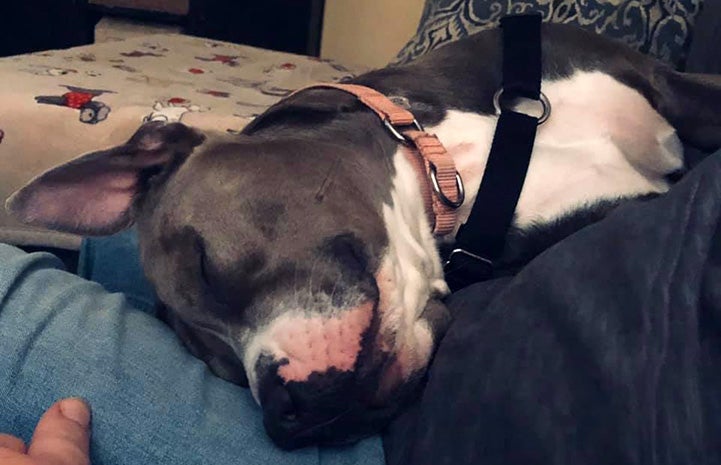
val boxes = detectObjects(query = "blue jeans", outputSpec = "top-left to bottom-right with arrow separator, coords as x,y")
0,233 -> 385,465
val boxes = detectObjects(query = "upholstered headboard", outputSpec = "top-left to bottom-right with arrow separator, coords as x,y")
394,0 -> 705,71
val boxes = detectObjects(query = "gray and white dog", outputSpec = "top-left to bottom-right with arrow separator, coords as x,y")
7,23 -> 721,449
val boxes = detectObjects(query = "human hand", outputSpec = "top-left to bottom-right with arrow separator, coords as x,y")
0,398 -> 91,465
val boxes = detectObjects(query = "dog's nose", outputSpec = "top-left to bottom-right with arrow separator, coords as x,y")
259,366 -> 373,449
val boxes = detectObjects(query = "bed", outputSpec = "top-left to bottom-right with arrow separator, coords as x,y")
0,33 -> 362,250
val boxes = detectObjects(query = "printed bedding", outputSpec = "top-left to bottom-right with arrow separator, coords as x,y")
0,33 -> 362,249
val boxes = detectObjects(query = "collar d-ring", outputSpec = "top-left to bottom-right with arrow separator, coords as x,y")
493,88 -> 551,125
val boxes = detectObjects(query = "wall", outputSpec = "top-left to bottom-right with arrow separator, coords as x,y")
320,0 -> 425,69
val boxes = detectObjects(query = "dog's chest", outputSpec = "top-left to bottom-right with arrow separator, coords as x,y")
422,70 -> 684,229
376,70 -> 685,325
213,73 -> 681,333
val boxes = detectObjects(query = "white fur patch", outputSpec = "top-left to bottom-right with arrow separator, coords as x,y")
377,70 -> 683,361
371,150 -> 449,380
427,71 -> 684,230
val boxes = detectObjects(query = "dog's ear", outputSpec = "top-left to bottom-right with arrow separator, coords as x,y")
656,71 -> 721,151
6,121 -> 205,236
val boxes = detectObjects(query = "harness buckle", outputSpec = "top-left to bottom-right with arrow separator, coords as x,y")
443,248 -> 495,291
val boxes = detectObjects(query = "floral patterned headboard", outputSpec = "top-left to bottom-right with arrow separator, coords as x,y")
395,0 -> 704,70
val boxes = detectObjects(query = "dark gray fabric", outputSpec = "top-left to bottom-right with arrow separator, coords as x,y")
384,150 -> 721,465
686,0 -> 721,73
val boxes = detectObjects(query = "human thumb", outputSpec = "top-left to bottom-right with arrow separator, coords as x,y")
28,398 -> 91,465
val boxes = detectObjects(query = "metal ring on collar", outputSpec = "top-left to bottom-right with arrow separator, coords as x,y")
429,163 -> 465,209
383,118 -> 424,144
493,88 -> 551,125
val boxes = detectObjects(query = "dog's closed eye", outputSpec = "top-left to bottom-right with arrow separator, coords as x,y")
194,236 -> 225,302
193,235 -> 258,315
199,243 -> 212,288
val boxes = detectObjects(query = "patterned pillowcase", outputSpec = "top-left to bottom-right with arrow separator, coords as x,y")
394,0 -> 703,69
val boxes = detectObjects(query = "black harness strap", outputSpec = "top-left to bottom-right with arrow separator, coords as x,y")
445,14 -> 544,292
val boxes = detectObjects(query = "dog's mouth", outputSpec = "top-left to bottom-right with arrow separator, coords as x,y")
265,402 -> 387,449
247,287 -> 438,449
266,400 -> 414,450
260,354 -> 426,450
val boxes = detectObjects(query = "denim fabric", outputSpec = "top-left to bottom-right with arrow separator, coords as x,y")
0,242 -> 385,465
77,229 -> 156,314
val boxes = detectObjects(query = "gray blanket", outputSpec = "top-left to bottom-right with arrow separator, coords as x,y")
385,151 -> 721,465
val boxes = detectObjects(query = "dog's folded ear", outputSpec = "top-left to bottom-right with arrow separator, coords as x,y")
6,121 -> 205,236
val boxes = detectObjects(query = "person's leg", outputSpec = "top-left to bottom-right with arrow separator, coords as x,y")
77,229 -> 156,314
0,243 -> 384,465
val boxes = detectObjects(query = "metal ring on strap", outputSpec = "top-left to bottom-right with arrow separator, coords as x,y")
429,163 -> 465,209
493,88 -> 551,125
383,118 -> 424,144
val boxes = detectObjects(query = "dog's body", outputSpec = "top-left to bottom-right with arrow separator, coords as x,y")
8,23 -> 721,449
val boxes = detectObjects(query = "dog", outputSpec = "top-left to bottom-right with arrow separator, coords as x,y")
7,22 -> 721,449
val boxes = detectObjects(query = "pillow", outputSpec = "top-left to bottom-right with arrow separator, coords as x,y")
395,0 -> 704,70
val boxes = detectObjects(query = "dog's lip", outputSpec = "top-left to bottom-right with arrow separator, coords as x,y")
265,401 -> 398,450
262,354 -> 405,449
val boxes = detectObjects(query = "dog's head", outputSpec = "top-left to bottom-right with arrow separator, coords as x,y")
6,120 -> 450,448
